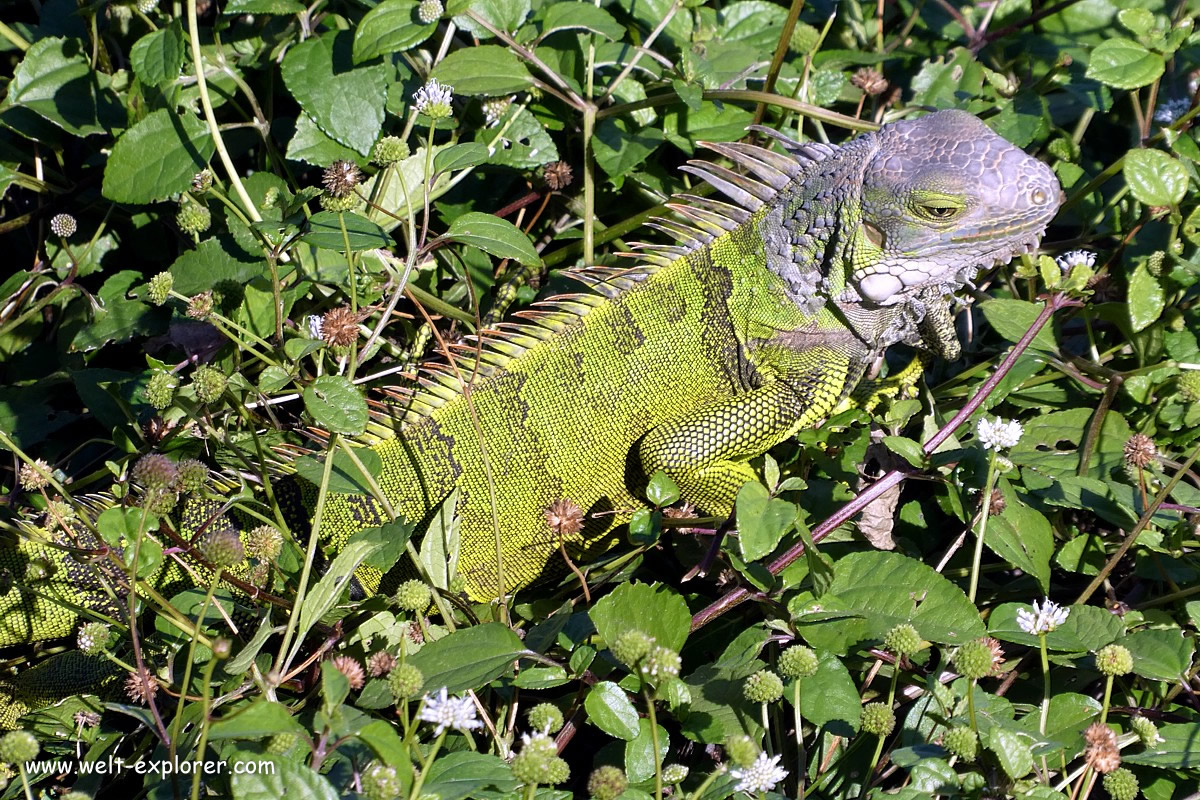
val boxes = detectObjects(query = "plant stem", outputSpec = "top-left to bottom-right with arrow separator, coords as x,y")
1039,633 -> 1051,735
644,688 -> 664,800
1099,674 -> 1114,724
189,656 -> 220,800
793,679 -> 806,799
408,730 -> 447,800
967,677 -> 979,734
969,449 -> 999,602
169,571 -> 222,759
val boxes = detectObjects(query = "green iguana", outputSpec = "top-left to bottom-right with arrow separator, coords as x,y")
0,110 -> 1061,726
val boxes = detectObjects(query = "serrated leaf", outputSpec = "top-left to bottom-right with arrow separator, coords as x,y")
1122,722 -> 1200,768
988,603 -> 1124,651
1086,38 -> 1164,90
593,118 -> 664,180
295,447 -> 382,495
229,753 -> 338,800
736,481 -> 795,562
303,376 -> 368,436
646,471 -> 680,507
986,726 -> 1034,779
292,535 -> 384,655
625,719 -> 669,784
430,45 -> 533,96
444,212 -> 541,266
8,37 -> 120,136
979,299 -> 1059,354
281,31 -> 388,156
286,114 -> 364,167
585,681 -> 640,740
408,623 -> 526,693
209,701 -> 304,739
354,0 -> 436,62
102,109 -> 215,203
169,236 -> 267,295
798,650 -> 861,734
422,751 -> 518,800
538,2 -> 624,40
71,271 -> 163,352
1124,148 -> 1189,207
882,436 -> 926,468
434,142 -> 490,173
301,211 -> 392,251
988,481 -> 1053,594
477,106 -> 558,169
1120,628 -> 1194,681
590,582 -> 690,653
130,22 -> 185,85
1128,261 -> 1166,332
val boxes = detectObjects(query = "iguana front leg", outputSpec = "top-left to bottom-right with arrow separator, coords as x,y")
639,356 -> 854,517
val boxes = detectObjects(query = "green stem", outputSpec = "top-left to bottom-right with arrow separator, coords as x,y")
1039,633 -> 1051,735
761,701 -> 773,756
1099,674 -> 1113,724
644,688 -> 663,800
967,677 -> 979,734
186,0 -> 261,223
793,680 -> 806,800
17,763 -> 33,800
686,766 -> 727,800
408,730 -> 447,800
582,104 -> 597,265
276,434 -> 339,672
0,20 -> 30,50
169,571 -> 222,760
189,656 -> 220,800
969,449 -> 999,602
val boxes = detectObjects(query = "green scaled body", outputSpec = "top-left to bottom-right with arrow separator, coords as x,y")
0,110 -> 1062,725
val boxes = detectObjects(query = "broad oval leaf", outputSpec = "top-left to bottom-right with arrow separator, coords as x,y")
300,211 -> 392,252
444,212 -> 541,266
229,753 -> 338,800
430,45 -> 533,96
1124,148 -> 1190,207
584,681 -> 640,740
303,375 -> 368,436
408,623 -> 526,693
1086,38 -> 1165,90
102,109 -> 215,204
354,0 -> 436,62
589,581 -> 690,653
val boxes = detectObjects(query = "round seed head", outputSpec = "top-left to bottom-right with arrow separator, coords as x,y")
145,371 -> 175,410
1102,768 -> 1139,800
1177,371 -> 1200,402
176,203 -> 211,234
243,525 -> 283,560
417,0 -> 443,24
372,135 -> 410,165
952,639 -> 994,680
147,272 -> 174,306
661,764 -> 689,784
639,645 -> 681,681
265,732 -> 298,754
363,762 -> 403,800
851,67 -> 888,96
322,159 -> 362,198
610,629 -> 654,667
124,666 -> 158,705
725,734 -> 759,768
545,498 -> 584,537
779,644 -> 820,678
319,192 -> 358,213
860,702 -> 895,736
186,291 -> 214,320
883,623 -> 922,657
587,765 -> 628,800
175,459 -> 208,493
743,669 -> 784,703
510,731 -> 559,784
394,579 -> 433,612
19,459 -> 52,491
191,365 -> 227,404
1084,722 -> 1121,773
50,213 -> 77,238
77,622 -> 112,656
199,528 -> 244,568
942,726 -> 978,761
1123,434 -> 1157,469
0,730 -> 39,762
1096,644 -> 1133,676
542,161 -> 574,190
527,702 -> 564,734
192,169 -> 213,192
388,662 -> 424,699
133,453 -> 177,490
367,651 -> 397,677
331,654 -> 365,690
1130,716 -> 1161,747
320,305 -> 361,348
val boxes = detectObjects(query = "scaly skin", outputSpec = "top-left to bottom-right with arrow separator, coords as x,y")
0,110 -> 1061,726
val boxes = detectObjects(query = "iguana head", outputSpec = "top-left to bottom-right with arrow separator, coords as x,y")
851,109 -> 1062,305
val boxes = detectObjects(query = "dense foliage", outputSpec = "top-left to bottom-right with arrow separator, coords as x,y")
0,0 -> 1198,798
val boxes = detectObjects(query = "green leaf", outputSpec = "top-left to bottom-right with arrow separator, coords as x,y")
354,0 -> 436,62
301,211 -> 392,251
170,236 -> 267,295
478,105 -> 559,169
102,109 -> 215,204
986,727 -> 1034,779
1120,628 -> 1194,681
735,481 -> 795,562
1086,39 -> 1165,90
71,271 -> 162,352
1015,692 -> 1101,759
590,582 -> 690,653
434,142 -> 491,173
979,299 -> 1058,354
281,31 -> 388,156
882,436 -> 926,468
538,2 -> 624,40
130,22 -> 184,85
988,481 -> 1053,594
422,751 -> 518,800
1118,8 -> 1157,36
798,651 -> 861,735
1128,261 -> 1166,333
286,114 -> 365,167
418,489 -> 461,591
224,0 -> 306,12
430,45 -> 533,96
585,681 -> 640,740
229,753 -> 338,800
625,718 -> 669,784
295,446 -> 382,495
356,719 -> 411,771
1122,722 -> 1200,768
210,701 -> 304,739
293,535 -> 385,650
303,376 -> 368,436
7,37 -> 120,136
803,551 -> 984,650
988,603 -> 1124,651
1124,148 -> 1190,207
594,118 -> 664,180
408,623 -> 526,693
646,471 -> 680,507
444,212 -> 541,266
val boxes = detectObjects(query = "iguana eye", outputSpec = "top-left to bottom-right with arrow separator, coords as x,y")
922,205 -> 959,220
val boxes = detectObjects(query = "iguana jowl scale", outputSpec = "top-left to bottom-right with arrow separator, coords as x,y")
0,110 -> 1061,724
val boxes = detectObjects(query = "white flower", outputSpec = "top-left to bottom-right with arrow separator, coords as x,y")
414,78 -> 454,119
307,314 -> 323,339
730,752 -> 788,794
1154,96 -> 1190,124
1017,598 -> 1070,635
1055,249 -> 1096,272
482,96 -> 512,127
418,687 -> 482,734
976,416 -> 1023,451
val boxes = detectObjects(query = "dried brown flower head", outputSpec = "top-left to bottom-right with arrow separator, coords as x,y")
851,67 -> 888,96
1084,722 -> 1120,774
543,161 -> 574,191
367,651 -> 397,677
982,636 -> 1006,675
74,710 -> 101,728
187,291 -> 214,320
1123,433 -> 1157,469
321,305 -> 361,348
322,160 -> 362,198
125,666 -> 159,705
331,655 -> 365,690
987,488 -> 1006,516
545,498 -> 585,537
663,501 -> 700,534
